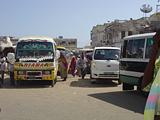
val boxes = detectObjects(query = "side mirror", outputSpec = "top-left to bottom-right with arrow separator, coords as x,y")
7,53 -> 15,64
56,50 -> 60,60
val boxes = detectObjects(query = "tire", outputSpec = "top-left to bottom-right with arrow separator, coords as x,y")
137,77 -> 143,91
63,77 -> 67,81
14,80 -> 18,87
51,80 -> 55,87
122,83 -> 134,90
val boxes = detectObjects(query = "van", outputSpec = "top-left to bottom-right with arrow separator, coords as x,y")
91,47 -> 120,83
120,32 -> 156,91
8,36 -> 60,87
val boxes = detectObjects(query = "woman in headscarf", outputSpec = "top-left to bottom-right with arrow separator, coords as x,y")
58,52 -> 68,81
69,55 -> 77,77
143,30 -> 160,120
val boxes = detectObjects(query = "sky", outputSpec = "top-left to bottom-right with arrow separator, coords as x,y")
0,0 -> 158,47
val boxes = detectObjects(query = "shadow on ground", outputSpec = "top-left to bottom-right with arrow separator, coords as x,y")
0,78 -> 53,89
88,91 -> 147,114
70,78 -> 118,88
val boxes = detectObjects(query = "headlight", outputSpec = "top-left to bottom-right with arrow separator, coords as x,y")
43,71 -> 51,75
18,71 -> 26,75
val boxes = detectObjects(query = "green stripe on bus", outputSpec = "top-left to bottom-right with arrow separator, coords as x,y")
120,75 -> 139,85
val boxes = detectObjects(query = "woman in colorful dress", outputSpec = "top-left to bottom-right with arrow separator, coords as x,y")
58,52 -> 68,81
69,55 -> 77,77
143,31 -> 160,120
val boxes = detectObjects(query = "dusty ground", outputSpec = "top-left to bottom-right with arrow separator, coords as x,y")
0,75 -> 146,120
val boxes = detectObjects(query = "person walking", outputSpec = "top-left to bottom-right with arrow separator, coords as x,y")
0,57 -> 7,87
76,53 -> 88,79
143,30 -> 160,120
8,62 -> 14,86
58,52 -> 68,81
69,55 -> 77,77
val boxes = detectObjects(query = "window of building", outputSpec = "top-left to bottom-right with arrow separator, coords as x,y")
121,31 -> 125,39
128,31 -> 132,36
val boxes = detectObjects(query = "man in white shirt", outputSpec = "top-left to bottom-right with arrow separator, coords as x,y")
77,53 -> 88,79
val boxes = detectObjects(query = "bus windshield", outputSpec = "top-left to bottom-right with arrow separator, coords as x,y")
94,49 -> 120,60
16,42 -> 54,59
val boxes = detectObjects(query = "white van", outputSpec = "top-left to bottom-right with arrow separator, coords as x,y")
91,47 -> 120,83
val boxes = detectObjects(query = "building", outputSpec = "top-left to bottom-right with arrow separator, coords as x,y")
90,24 -> 108,47
91,13 -> 160,48
54,36 -> 77,50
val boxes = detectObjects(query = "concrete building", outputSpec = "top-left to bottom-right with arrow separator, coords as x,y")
54,37 -> 77,50
90,24 -> 108,47
91,13 -> 160,48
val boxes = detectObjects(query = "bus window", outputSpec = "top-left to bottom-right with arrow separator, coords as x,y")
145,38 -> 154,58
126,39 -> 145,58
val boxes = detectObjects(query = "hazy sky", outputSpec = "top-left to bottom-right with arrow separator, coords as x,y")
0,0 -> 157,47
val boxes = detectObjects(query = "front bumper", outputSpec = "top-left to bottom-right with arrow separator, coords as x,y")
91,71 -> 119,79
14,70 -> 56,81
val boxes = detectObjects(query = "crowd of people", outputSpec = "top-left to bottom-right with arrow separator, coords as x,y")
58,51 -> 91,81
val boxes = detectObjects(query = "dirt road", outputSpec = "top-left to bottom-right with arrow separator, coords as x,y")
0,75 -> 146,120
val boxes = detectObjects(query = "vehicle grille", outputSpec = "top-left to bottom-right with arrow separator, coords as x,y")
99,74 -> 118,78
27,71 -> 42,76
26,71 -> 42,80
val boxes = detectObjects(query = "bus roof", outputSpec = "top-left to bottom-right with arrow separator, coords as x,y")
57,46 -> 66,50
94,46 -> 120,50
79,48 -> 93,51
123,32 -> 156,40
18,36 -> 56,44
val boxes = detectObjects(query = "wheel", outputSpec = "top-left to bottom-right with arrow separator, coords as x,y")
122,83 -> 134,90
14,80 -> 19,87
54,76 -> 57,84
63,77 -> 67,81
51,80 -> 55,87
117,79 -> 121,85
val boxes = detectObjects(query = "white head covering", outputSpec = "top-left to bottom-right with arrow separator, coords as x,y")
7,53 -> 15,64
1,57 -> 6,62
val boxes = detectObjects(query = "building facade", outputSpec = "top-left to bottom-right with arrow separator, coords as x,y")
90,13 -> 160,48
54,37 -> 77,50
